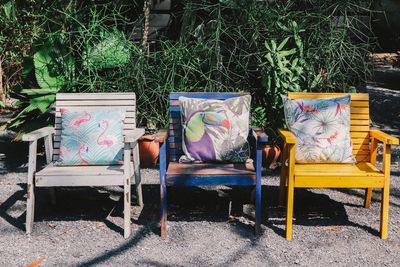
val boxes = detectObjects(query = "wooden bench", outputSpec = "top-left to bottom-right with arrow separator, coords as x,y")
158,92 -> 268,237
279,92 -> 399,240
22,93 -> 144,238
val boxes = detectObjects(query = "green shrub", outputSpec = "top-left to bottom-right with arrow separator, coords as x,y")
4,0 -> 374,132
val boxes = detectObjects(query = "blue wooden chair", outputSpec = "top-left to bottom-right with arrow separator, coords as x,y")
157,92 -> 268,237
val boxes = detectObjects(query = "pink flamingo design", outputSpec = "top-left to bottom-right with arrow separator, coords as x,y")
97,120 -> 118,147
59,146 -> 70,156
78,144 -> 89,165
70,112 -> 91,127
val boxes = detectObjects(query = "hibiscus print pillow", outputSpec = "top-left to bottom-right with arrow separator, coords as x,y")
282,95 -> 356,163
55,109 -> 125,166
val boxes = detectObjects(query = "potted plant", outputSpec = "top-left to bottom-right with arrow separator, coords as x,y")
251,106 -> 281,170
138,125 -> 160,168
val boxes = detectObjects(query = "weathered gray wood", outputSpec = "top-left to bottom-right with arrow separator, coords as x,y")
22,127 -> 55,142
56,93 -> 136,100
55,100 -> 135,106
44,135 -> 53,164
125,128 -> 145,143
123,143 -> 131,239
26,140 -> 37,234
44,134 -> 57,205
35,176 -> 124,187
23,92 -> 141,238
132,142 -> 143,207
36,163 -> 124,176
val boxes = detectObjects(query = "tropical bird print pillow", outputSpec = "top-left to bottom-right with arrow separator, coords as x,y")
282,95 -> 356,163
179,95 -> 251,163
55,109 -> 125,166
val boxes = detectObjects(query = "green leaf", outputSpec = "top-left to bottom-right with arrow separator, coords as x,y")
271,40 -> 277,51
29,95 -> 55,113
277,21 -> 288,32
2,0 -> 16,20
264,41 -> 271,51
277,48 -> 297,58
0,101 -> 5,109
21,88 -> 59,96
265,53 -> 274,66
310,74 -> 322,89
83,28 -> 132,69
277,37 -> 290,51
34,47 -> 66,89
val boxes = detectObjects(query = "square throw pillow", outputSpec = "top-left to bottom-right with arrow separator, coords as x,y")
179,95 -> 251,163
55,109 -> 125,166
282,95 -> 356,163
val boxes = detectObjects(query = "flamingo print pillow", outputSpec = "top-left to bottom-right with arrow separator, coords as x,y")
179,95 -> 251,163
282,95 -> 356,163
55,109 -> 125,166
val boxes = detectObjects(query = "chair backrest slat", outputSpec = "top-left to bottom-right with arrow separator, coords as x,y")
288,92 -> 370,162
168,92 -> 250,161
53,93 -> 136,161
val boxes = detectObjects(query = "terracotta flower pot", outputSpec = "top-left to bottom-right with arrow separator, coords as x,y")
262,144 -> 281,170
138,135 -> 160,168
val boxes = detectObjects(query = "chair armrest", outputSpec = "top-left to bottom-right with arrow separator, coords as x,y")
370,129 -> 399,145
278,129 -> 296,144
22,127 -> 55,142
155,128 -> 169,143
124,128 -> 145,143
251,128 -> 269,143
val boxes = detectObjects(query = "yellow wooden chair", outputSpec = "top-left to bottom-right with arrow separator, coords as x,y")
278,92 -> 399,240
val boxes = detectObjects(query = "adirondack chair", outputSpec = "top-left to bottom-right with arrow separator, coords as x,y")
157,92 -> 268,237
22,93 -> 144,239
279,92 -> 399,240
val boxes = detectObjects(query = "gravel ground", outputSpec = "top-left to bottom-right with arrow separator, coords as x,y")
0,80 -> 399,266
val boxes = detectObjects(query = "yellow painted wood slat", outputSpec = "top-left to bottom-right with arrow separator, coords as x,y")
350,114 -> 370,120
288,92 -> 369,101
294,176 -> 385,188
352,143 -> 369,150
350,125 -> 369,131
294,162 -> 381,176
350,101 -> 369,107
350,119 -> 370,126
351,138 -> 369,145
355,155 -> 370,162
350,107 -> 369,114
350,132 -> 370,138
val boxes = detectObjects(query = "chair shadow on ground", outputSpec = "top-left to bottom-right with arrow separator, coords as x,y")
263,186 -> 380,238
0,180 -> 382,266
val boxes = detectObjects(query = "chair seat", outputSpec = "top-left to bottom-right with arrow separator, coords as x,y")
35,162 -> 133,187
166,162 -> 256,187
293,162 -> 385,188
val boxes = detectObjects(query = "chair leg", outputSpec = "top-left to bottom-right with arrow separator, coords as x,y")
380,144 -> 391,240
380,186 -> 390,239
124,185 -> 131,238
255,182 -> 261,235
123,144 -> 131,239
364,188 -> 372,208
124,183 -> 131,239
133,144 -> 143,207
279,144 -> 288,206
286,179 -> 294,240
26,183 -> 35,234
26,140 -> 37,234
160,177 -> 167,238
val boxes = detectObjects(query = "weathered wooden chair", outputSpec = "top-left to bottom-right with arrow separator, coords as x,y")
279,92 -> 399,240
157,92 -> 268,237
22,93 -> 144,238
